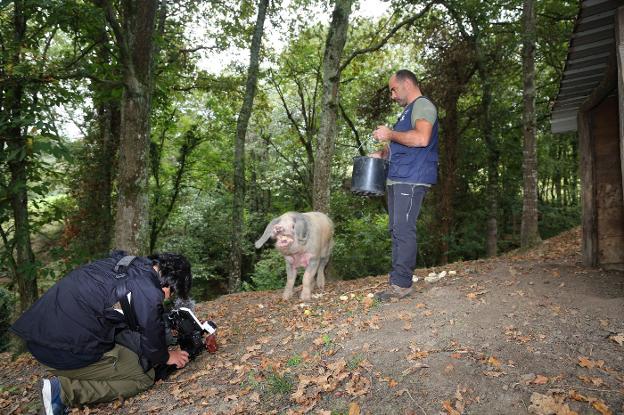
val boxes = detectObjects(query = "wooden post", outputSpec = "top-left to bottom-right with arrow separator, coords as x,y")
616,7 -> 624,209
578,109 -> 597,267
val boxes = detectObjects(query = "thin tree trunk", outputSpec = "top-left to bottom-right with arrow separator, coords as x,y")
520,0 -> 540,248
437,97 -> 459,264
312,0 -> 354,213
5,0 -> 38,312
479,69 -> 498,257
229,0 -> 269,293
149,127 -> 200,252
102,0 -> 158,255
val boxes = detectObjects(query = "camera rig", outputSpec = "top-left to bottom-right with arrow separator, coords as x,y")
166,307 -> 218,359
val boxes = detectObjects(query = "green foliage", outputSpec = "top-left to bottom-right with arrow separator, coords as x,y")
539,203 -> 580,240
332,212 -> 391,280
0,287 -> 15,352
244,249 -> 287,292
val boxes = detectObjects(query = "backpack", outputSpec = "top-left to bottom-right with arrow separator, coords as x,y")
111,255 -> 152,372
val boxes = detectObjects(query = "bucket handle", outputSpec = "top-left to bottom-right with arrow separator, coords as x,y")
355,134 -> 375,155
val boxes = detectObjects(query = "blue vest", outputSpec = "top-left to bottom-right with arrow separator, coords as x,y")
388,96 -> 439,184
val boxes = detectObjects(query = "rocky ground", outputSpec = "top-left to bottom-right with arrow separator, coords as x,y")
2,227 -> 623,415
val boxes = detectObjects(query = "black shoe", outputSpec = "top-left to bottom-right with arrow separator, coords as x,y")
40,376 -> 67,415
374,284 -> 413,302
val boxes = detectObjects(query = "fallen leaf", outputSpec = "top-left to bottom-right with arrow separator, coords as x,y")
591,400 -> 613,415
578,375 -> 605,386
345,373 -> 371,397
483,371 -> 503,378
442,400 -> 461,415
528,392 -> 577,415
578,357 -> 605,369
609,333 -> 624,346
531,375 -> 549,385
249,392 -> 260,403
348,402 -> 361,415
569,390 -> 589,402
487,356 -> 502,368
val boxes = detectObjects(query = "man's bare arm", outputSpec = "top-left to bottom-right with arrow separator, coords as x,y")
373,119 -> 433,147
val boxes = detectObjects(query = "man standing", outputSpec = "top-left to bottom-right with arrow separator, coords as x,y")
371,69 -> 438,301
11,251 -> 192,414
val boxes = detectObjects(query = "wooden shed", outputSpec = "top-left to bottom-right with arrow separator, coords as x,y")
550,0 -> 624,270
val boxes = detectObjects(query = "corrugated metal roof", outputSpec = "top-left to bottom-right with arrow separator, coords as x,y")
550,0 -> 619,133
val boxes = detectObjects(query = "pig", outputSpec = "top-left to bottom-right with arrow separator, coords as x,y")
255,212 -> 334,301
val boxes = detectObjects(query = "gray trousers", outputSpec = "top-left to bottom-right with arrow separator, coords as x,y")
387,183 -> 428,288
45,344 -> 155,406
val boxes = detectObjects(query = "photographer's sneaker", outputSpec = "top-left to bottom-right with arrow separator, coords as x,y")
40,376 -> 67,415
374,284 -> 413,302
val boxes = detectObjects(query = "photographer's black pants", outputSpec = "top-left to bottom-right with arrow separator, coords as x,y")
45,344 -> 154,406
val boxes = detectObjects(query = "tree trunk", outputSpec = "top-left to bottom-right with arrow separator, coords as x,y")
4,0 -> 38,312
103,0 -> 158,255
437,97 -> 459,265
229,0 -> 269,293
520,0 -> 540,248
479,69 -> 498,257
73,36 -> 121,257
312,0 -> 354,213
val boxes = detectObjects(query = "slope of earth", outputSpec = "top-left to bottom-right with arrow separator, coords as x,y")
1,227 -> 623,415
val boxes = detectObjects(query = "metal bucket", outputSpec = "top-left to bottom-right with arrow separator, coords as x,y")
351,156 -> 388,196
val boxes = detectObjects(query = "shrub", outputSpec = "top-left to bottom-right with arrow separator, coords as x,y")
0,287 -> 15,352
244,249 -> 287,291
332,213 -> 391,280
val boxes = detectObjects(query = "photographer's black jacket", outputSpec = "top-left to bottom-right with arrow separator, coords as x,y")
11,251 -> 169,370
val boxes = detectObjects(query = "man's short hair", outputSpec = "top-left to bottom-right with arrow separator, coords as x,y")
394,69 -> 419,87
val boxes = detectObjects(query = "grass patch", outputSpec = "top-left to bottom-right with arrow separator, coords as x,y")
267,372 -> 293,395
347,354 -> 365,370
321,334 -> 333,348
287,354 -> 302,367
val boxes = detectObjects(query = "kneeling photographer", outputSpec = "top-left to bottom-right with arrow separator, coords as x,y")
11,251 -> 195,415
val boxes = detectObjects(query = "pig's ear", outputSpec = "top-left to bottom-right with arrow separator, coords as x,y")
255,218 -> 280,248
294,214 -> 309,245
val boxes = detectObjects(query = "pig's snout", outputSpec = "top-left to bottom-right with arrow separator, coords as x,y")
276,234 -> 294,248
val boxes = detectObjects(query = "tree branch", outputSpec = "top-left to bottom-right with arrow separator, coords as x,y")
339,102 -> 365,156
340,2 -> 435,72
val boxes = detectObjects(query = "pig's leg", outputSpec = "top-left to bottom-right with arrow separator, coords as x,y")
283,260 -> 297,300
316,255 -> 330,292
300,258 -> 320,301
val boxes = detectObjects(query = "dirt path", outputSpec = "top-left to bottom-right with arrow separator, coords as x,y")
2,228 -> 623,414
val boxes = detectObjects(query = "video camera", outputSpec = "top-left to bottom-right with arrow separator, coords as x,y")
165,307 -> 218,359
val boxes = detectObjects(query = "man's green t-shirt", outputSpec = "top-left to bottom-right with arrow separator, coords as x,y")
411,97 -> 437,128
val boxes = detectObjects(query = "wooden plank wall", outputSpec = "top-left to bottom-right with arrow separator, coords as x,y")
590,95 -> 624,269
579,108 -> 597,267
